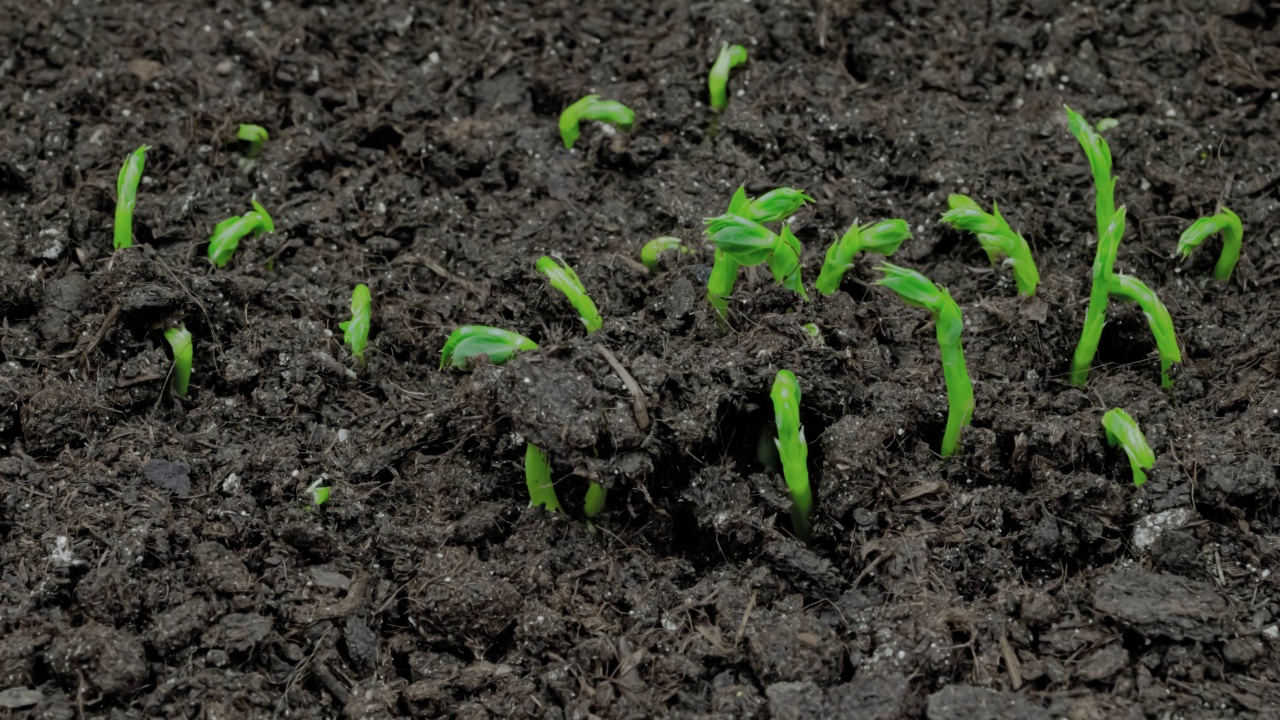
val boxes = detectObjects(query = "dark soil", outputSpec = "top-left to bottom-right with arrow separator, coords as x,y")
2,1 -> 1279,718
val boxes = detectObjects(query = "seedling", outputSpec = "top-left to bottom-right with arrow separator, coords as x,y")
876,263 -> 974,457
708,43 -> 748,112
814,218 -> 911,296
640,236 -> 688,273
1176,208 -> 1243,281
941,194 -> 1040,296
237,124 -> 269,158
583,482 -> 607,519
114,145 -> 149,251
1101,408 -> 1154,487
163,324 -> 193,397
1065,106 -> 1117,240
748,188 -> 814,223
559,95 -> 635,150
706,186 -> 753,316
338,284 -> 371,363
1108,273 -> 1182,388
537,256 -> 603,332
208,199 -> 275,268
771,369 -> 812,541
439,325 -> 538,370
524,443 -> 563,512
306,478 -> 331,506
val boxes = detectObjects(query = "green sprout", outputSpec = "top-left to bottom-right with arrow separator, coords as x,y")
771,369 -> 812,541
640,236 -> 689,273
114,145 -> 149,251
306,479 -> 331,506
748,187 -> 813,223
583,482 -> 607,519
814,218 -> 911,296
524,443 -> 563,512
1176,208 -> 1243,281
1066,106 -> 1117,241
537,256 -> 603,332
236,124 -> 269,158
338,284 -> 371,363
559,95 -> 635,150
439,325 -> 538,370
208,199 -> 275,268
1101,408 -> 1154,487
704,214 -> 807,298
706,186 -> 752,317
876,263 -> 973,457
941,194 -> 1040,296
1108,272 -> 1182,388
163,324 -> 193,398
802,322 -> 821,339
708,43 -> 748,112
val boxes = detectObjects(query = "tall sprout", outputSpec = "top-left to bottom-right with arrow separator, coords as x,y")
114,145 -> 149,251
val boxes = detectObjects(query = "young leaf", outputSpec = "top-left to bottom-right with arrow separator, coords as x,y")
708,43 -> 748,112
114,145 -> 149,251
766,224 -> 808,299
338,284 -> 371,363
163,324 -> 193,397
1176,208 -> 1243,281
440,325 -> 538,370
749,187 -> 814,223
704,214 -> 779,266
941,194 -> 1040,296
236,124 -> 269,159
536,256 -> 603,332
207,199 -> 274,268
525,443 -> 563,512
771,369 -> 812,541
1101,408 -> 1154,487
1065,105 -> 1116,240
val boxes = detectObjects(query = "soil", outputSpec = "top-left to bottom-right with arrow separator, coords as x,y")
2,0 -> 1279,718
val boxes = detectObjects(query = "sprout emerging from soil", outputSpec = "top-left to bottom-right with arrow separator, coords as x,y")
237,124 -> 269,158
536,256 -> 603,332
1176,208 -> 1243,281
1101,408 -> 1154,487
941,194 -> 1040,296
1107,272 -> 1182,388
306,479 -> 331,506
439,325 -> 538,370
708,43 -> 748,112
876,263 -> 974,457
207,199 -> 275,268
748,188 -> 814,224
524,443 -> 563,512
114,145 -> 149,251
338,284 -> 371,363
1065,106 -> 1117,240
559,95 -> 635,150
163,324 -> 193,398
771,369 -> 812,542
640,236 -> 688,273
814,218 -> 911,296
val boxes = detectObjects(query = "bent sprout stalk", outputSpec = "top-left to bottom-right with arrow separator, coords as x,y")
771,369 -> 812,542
163,324 -> 193,398
338,284 -> 371,363
1102,408 -> 1154,487
876,263 -> 974,457
708,43 -> 748,112
559,95 -> 636,150
941,194 -> 1040,296
1176,208 -> 1243,281
815,218 -> 911,296
1107,273 -> 1181,388
640,236 -> 688,273
536,256 -> 603,332
237,124 -> 269,158
114,145 -> 149,251
1065,106 -> 1117,240
208,199 -> 275,268
439,325 -> 538,370
1071,206 -> 1127,387
524,443 -> 563,512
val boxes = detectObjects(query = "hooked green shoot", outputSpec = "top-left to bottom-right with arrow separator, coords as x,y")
338,284 -> 371,363
1108,273 -> 1181,388
1176,208 -> 1243,281
1101,408 -> 1154,487
708,43 -> 748,112
537,256 -> 603,332
876,263 -> 974,457
704,213 -> 807,300
748,188 -> 814,223
559,95 -> 635,150
236,124 -> 269,158
208,199 -> 275,268
524,443 -> 563,512
306,479 -> 331,506
771,369 -> 812,541
163,324 -> 193,398
941,194 -> 1040,296
114,145 -> 149,251
640,236 -> 688,273
440,325 -> 538,370
1065,106 -> 1117,240
1070,202 -> 1126,387
815,218 -> 911,296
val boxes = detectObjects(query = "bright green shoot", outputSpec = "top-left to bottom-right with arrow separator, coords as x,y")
941,194 -> 1040,296
237,124 -> 269,158
536,256 -> 603,332
163,324 -> 193,398
814,218 -> 910,296
114,145 -> 149,251
559,95 -> 635,150
1101,408 -> 1154,487
524,443 -> 563,512
708,43 -> 748,112
306,479 -> 331,506
208,199 -> 275,268
748,188 -> 813,223
771,369 -> 812,542
1108,273 -> 1182,388
876,263 -> 974,457
704,214 -> 807,299
1176,208 -> 1243,281
640,236 -> 688,273
440,325 -> 538,370
1070,206 -> 1126,387
1065,106 -> 1117,240
583,482 -> 607,518
338,284 -> 371,363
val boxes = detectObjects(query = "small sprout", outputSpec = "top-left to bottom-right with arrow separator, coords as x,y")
640,236 -> 688,273
536,256 -> 603,332
941,194 -> 1040,296
163,324 -> 193,397
1102,408 -> 1154,487
748,187 -> 814,223
236,124 -> 269,158
583,482 -> 607,518
814,218 -> 911,296
1108,273 -> 1182,388
876,263 -> 973,457
802,322 -> 821,338
338,284 -> 371,363
767,225 -> 808,299
705,213 -> 808,305
1071,204 -> 1125,388
1096,117 -> 1119,131
525,443 -> 563,512
208,199 -> 275,268
1065,106 -> 1117,239
440,325 -> 538,370
1176,208 -> 1243,281
708,43 -> 748,112
771,370 -> 812,541
114,145 -> 149,251
306,479 -> 331,506
559,95 -> 635,150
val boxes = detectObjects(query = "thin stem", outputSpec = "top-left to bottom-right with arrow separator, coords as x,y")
707,250 -> 739,319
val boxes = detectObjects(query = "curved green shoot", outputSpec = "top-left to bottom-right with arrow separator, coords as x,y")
114,145 -> 149,251
640,236 -> 688,273
559,95 -> 636,150
767,225 -> 808,299
705,214 -> 808,299
338,284 -> 371,363
876,263 -> 973,457
1070,206 -> 1127,387
439,325 -> 538,370
749,188 -> 814,223
815,218 -> 910,296
1108,273 -> 1182,388
1101,408 -> 1154,487
237,124 -> 269,158
163,324 -> 193,397
208,199 -> 274,268
583,482 -> 607,518
536,256 -> 602,332
771,369 -> 812,541
941,194 -> 1040,296
524,443 -> 563,512
1065,106 -> 1117,241
708,43 -> 748,112
1176,208 -> 1243,281
306,479 -> 331,506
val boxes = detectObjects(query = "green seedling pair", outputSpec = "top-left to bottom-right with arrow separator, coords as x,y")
704,185 -> 813,315
207,199 -> 275,268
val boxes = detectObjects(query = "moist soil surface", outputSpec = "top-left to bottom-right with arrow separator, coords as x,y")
2,1 -> 1280,718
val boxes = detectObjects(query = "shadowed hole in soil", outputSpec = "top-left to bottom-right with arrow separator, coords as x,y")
358,125 -> 404,152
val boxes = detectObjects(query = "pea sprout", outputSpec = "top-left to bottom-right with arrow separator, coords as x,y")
559,95 -> 635,150
1176,208 -> 1243,281
536,256 -> 603,332
163,324 -> 193,397
114,145 -> 149,251
708,43 -> 748,112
